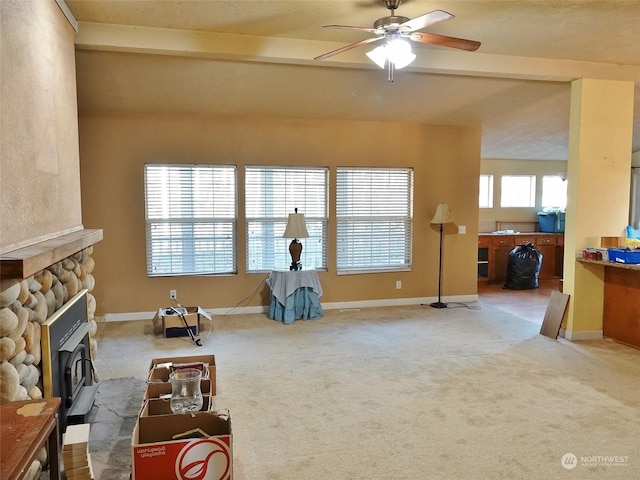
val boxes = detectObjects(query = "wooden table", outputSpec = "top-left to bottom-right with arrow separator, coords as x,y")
0,398 -> 62,480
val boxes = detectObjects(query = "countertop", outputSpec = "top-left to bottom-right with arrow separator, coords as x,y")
577,257 -> 640,272
479,232 -> 563,236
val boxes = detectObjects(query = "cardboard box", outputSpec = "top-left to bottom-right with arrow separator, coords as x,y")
144,378 -> 213,400
601,236 -> 624,248
147,355 -> 216,396
148,365 -> 213,383
139,397 -> 212,417
152,306 -> 211,338
132,411 -> 232,480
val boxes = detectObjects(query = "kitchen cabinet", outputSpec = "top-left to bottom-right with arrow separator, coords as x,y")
491,236 -> 515,283
478,233 -> 564,283
477,237 -> 490,280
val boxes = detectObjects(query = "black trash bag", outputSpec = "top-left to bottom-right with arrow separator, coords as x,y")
503,242 -> 543,290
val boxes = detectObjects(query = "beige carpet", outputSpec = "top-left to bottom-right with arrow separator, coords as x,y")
90,303 -> 640,479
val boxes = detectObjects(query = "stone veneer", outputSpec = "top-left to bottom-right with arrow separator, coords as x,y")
0,246 -> 98,404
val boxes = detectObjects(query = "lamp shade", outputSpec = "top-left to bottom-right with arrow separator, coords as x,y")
430,203 -> 455,225
283,210 -> 309,238
366,39 -> 416,70
366,45 -> 387,69
386,39 -> 416,69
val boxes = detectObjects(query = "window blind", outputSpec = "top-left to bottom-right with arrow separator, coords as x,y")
336,167 -> 413,274
144,164 -> 237,276
245,166 -> 328,272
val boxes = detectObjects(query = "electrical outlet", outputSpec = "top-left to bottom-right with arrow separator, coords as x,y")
169,290 -> 177,300
396,280 -> 402,290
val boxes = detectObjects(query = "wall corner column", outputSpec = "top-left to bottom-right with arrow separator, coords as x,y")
563,78 -> 634,339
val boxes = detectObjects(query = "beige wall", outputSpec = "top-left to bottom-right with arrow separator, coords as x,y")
479,158 -> 568,232
0,0 -> 83,253
79,112 -> 481,315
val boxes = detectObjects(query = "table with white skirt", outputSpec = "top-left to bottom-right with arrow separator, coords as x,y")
266,269 -> 323,324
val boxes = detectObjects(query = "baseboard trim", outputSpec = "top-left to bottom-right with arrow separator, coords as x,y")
96,294 -> 480,322
559,328 -> 603,341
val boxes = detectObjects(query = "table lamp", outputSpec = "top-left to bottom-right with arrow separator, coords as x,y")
283,208 -> 309,271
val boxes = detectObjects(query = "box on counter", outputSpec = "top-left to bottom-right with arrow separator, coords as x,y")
152,306 -> 211,338
608,248 -> 640,264
132,410 -> 232,480
147,355 -> 216,396
601,236 -> 625,248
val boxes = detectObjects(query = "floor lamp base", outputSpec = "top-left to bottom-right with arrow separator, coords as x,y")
430,301 -> 448,309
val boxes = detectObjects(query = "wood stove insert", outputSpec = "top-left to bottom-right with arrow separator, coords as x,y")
41,289 -> 98,430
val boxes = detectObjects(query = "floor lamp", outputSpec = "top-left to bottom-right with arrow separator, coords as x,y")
430,203 -> 455,308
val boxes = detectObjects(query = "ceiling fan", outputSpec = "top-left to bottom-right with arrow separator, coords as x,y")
314,0 -> 481,81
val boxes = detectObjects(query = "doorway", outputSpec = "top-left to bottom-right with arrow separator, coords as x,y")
477,278 -> 560,325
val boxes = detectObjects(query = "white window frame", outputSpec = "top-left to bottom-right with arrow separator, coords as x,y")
144,164 -> 237,277
479,174 -> 494,208
500,175 -> 536,208
541,174 -> 567,210
245,166 -> 328,272
336,167 -> 414,274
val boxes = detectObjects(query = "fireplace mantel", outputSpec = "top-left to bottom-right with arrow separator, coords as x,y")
0,229 -> 103,279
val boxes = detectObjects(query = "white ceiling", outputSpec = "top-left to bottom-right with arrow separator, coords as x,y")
64,0 -> 640,161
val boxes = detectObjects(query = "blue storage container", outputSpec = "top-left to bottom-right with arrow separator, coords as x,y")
538,212 -> 565,233
608,248 -> 640,264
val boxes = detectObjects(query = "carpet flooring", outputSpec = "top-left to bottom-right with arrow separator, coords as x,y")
86,303 -> 640,479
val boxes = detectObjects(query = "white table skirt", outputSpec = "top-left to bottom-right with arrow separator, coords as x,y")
266,269 -> 323,305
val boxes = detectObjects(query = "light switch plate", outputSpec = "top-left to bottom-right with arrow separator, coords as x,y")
458,225 -> 466,234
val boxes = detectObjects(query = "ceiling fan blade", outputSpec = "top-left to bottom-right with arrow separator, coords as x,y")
322,24 -> 377,34
314,36 -> 383,61
410,32 -> 480,52
400,9 -> 453,33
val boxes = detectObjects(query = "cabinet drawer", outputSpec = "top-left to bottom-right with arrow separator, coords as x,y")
516,236 -> 536,245
537,236 -> 557,245
478,237 -> 491,247
492,236 -> 515,246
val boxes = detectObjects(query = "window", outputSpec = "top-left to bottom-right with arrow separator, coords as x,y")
245,166 -> 328,272
500,175 -> 536,207
479,174 -> 494,208
336,167 -> 413,274
144,164 -> 237,276
541,175 -> 567,209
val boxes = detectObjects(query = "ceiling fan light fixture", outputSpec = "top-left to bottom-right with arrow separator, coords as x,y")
366,45 -> 388,69
387,38 -> 415,69
366,39 -> 416,70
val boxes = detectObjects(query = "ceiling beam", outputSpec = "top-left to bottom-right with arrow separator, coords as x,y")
76,22 -> 640,84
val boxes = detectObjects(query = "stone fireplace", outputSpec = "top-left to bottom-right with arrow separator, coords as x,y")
0,230 -> 102,424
